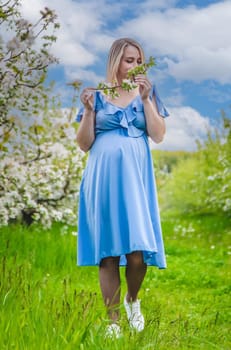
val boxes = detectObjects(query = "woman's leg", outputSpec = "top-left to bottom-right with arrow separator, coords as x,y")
99,256 -> 121,322
124,251 -> 147,331
125,251 -> 147,302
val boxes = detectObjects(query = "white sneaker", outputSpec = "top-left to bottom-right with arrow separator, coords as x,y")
105,323 -> 121,339
124,296 -> 145,332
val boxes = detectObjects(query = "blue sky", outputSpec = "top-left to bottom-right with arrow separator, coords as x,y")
20,0 -> 231,151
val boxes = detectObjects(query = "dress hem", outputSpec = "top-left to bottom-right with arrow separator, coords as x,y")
77,248 -> 167,269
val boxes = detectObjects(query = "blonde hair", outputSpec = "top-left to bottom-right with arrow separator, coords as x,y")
106,38 -> 145,84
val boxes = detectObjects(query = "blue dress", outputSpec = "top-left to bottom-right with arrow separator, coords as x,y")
76,85 -> 169,268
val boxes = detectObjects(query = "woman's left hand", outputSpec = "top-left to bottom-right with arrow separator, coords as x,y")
134,74 -> 152,101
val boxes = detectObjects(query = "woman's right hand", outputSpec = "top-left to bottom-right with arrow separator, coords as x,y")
80,88 -> 94,111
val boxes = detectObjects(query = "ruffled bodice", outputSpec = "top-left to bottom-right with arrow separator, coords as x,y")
76,85 -> 169,138
95,93 -> 145,137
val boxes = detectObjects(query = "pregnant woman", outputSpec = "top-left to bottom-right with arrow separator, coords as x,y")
76,37 -> 169,338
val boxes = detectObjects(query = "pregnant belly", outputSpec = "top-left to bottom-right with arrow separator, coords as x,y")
91,129 -> 148,157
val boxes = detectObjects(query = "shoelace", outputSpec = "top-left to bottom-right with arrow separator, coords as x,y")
131,300 -> 141,317
129,300 -> 144,331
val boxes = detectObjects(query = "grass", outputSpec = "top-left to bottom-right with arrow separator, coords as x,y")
0,215 -> 230,349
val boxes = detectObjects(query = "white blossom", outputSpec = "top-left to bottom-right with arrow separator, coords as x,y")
0,106 -> 85,227
6,36 -> 21,51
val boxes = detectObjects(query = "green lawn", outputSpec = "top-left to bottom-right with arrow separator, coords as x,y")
0,215 -> 230,349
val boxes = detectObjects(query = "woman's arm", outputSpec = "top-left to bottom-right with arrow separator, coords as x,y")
76,110 -> 96,152
135,75 -> 166,143
143,97 -> 166,143
76,89 -> 96,152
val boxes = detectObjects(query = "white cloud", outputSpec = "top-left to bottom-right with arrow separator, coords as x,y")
165,46 -> 231,84
151,106 -> 211,151
65,67 -> 104,85
201,82 -> 231,104
19,1 -> 231,84
20,0 -> 110,67
139,0 -> 178,10
116,1 -> 231,84
53,39 -> 95,67
164,88 -> 185,106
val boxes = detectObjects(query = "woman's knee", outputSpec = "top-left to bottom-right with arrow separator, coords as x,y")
126,251 -> 145,268
100,256 -> 120,268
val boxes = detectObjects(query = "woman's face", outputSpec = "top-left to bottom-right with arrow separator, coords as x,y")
117,45 -> 142,81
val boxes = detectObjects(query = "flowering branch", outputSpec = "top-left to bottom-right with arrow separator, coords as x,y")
95,56 -> 156,98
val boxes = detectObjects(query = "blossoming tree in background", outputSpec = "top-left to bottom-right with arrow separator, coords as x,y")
0,0 -> 59,125
161,114 -> 231,217
0,0 -> 85,227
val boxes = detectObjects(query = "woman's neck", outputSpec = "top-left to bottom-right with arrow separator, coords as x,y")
117,85 -> 139,97
105,85 -> 139,107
